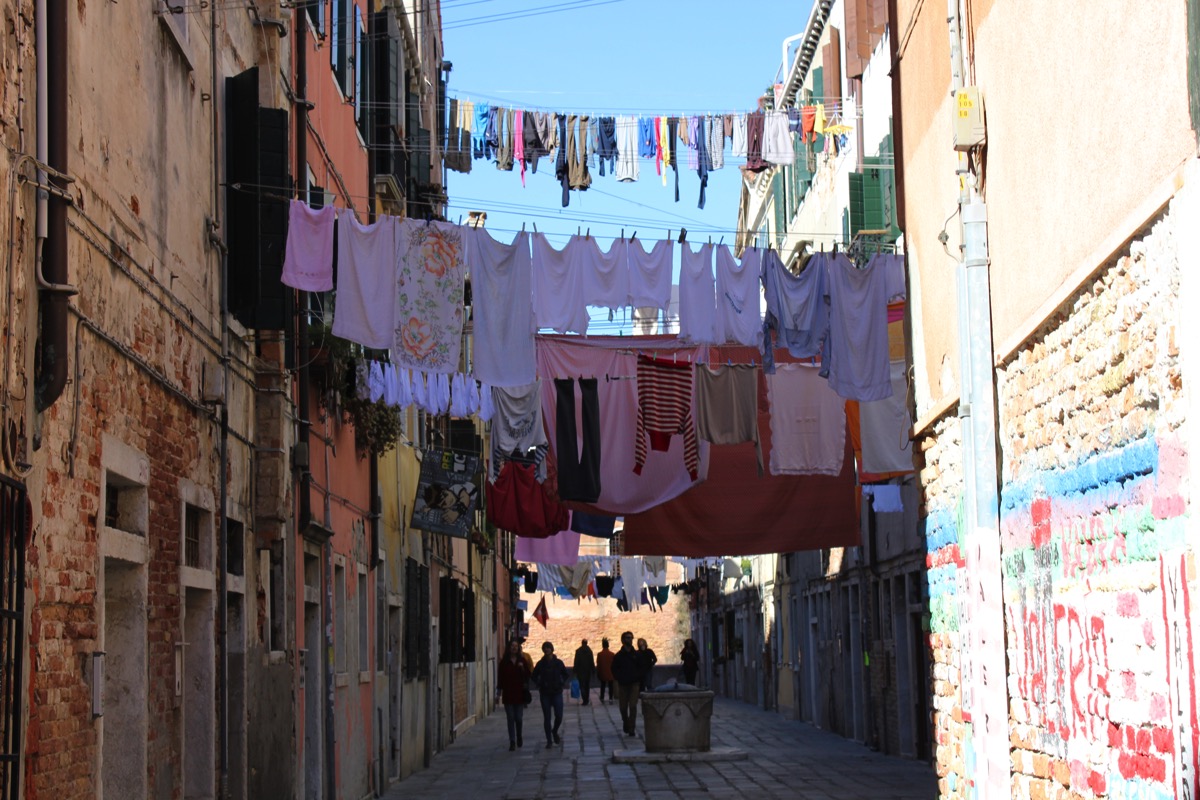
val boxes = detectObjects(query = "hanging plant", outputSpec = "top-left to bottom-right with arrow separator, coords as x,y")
307,322 -> 403,456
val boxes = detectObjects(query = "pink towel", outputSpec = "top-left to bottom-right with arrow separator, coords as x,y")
282,200 -> 335,291
514,525 -> 580,566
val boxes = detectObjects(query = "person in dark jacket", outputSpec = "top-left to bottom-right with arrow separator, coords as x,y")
497,640 -> 531,750
531,641 -> 570,747
573,639 -> 596,705
611,631 -> 643,736
680,638 -> 701,686
637,637 -> 658,691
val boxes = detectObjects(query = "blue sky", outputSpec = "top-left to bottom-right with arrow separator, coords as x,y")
442,0 -> 814,256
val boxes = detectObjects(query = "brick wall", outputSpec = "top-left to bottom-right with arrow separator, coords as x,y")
920,187 -> 1195,799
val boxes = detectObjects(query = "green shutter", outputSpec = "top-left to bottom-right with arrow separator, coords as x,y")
848,171 -> 865,238
1191,0 -> 1200,138
772,172 -> 786,248
811,67 -> 825,152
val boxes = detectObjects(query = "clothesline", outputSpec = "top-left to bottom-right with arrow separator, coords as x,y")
231,181 -> 892,242
365,93 -> 863,118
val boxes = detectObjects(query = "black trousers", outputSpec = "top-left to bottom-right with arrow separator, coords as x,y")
555,378 -> 601,502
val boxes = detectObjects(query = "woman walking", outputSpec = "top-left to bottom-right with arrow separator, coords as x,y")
498,640 -> 531,750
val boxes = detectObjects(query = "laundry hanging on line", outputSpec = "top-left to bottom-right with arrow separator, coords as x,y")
449,99 -> 856,208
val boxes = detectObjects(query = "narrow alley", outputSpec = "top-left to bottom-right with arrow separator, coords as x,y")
382,695 -> 937,800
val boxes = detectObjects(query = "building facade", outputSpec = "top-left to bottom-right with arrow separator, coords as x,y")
0,3 -> 513,799
898,1 -> 1200,797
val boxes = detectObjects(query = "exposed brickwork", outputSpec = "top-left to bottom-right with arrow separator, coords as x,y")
919,191 -> 1194,798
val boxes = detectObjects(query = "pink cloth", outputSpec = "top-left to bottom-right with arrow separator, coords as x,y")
514,525 -> 580,566
766,363 -> 846,476
536,336 -> 707,515
282,201 -> 336,291
515,110 -> 526,187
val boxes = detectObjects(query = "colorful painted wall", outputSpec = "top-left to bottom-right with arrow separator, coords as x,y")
920,186 -> 1198,798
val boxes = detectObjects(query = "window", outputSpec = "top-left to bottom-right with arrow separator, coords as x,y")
184,505 -> 204,568
155,0 -> 195,71
226,518 -> 244,577
403,558 -> 430,680
331,0 -> 351,97
438,578 -> 476,664
306,0 -> 325,36
358,568 -> 369,674
354,8 -> 366,136
335,562 -> 347,672
104,473 -> 147,536
376,572 -> 387,673
264,541 -> 286,651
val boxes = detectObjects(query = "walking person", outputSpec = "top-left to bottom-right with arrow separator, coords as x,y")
596,638 -> 615,704
612,631 -> 643,736
680,638 -> 701,686
497,640 -> 531,751
531,641 -> 570,747
573,639 -> 595,705
637,637 -> 658,692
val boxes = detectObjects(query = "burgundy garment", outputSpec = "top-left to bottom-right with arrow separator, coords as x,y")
744,111 -> 768,172
487,461 -> 570,539
498,656 -> 531,706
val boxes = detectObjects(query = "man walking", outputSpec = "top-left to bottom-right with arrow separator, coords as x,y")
573,639 -> 595,705
596,638 -> 615,704
531,641 -> 570,747
612,631 -> 643,736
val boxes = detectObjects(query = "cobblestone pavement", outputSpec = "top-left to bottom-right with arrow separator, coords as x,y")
382,692 -> 938,799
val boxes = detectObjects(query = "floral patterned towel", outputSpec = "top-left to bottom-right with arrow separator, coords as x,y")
393,219 -> 467,374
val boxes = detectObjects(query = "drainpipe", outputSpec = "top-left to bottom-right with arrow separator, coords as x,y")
34,0 -> 72,413
210,2 -> 231,797
947,0 -> 1007,792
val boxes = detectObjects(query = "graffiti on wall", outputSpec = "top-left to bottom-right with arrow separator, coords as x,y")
1162,551 -> 1197,799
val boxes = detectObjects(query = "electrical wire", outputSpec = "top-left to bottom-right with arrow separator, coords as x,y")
443,0 -> 628,30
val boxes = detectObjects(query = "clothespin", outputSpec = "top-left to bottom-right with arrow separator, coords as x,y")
586,228 -> 590,239
718,236 -> 724,247
457,215 -> 463,226
667,230 -> 672,241
677,228 -> 687,244
621,228 -> 625,239
533,222 -> 538,233
521,222 -> 526,233
631,231 -> 637,242
708,236 -> 712,246
578,226 -> 581,237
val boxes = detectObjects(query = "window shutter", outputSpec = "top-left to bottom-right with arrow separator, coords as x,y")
354,8 -> 365,134
463,589 -> 476,662
823,27 -> 842,108
403,558 -> 418,679
811,66 -> 825,152
306,0 -> 325,36
848,171 -> 866,238
224,67 -> 288,330
417,564 -> 430,677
